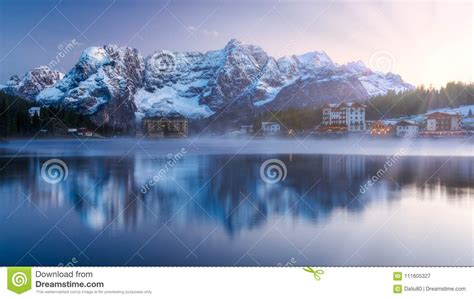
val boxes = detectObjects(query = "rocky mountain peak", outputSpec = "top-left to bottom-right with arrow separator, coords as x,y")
345,60 -> 371,74
1,66 -> 63,100
296,51 -> 334,69
224,38 -> 243,49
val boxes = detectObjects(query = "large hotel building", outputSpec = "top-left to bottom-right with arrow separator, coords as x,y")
321,102 -> 367,132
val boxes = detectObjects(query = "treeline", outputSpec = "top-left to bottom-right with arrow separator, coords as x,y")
365,81 -> 474,120
0,91 -> 95,137
253,107 -> 322,132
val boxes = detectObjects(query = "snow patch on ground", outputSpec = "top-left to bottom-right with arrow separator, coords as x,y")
385,105 -> 474,125
428,105 -> 474,117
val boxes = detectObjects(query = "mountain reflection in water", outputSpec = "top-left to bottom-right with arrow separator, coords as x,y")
0,154 -> 472,266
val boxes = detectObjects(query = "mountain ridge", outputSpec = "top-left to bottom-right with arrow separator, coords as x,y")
1,39 -> 414,129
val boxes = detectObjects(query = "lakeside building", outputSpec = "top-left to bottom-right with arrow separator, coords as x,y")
319,102 -> 366,133
426,112 -> 461,131
261,122 -> 281,135
370,121 -> 393,136
143,114 -> 188,137
316,123 -> 347,134
239,125 -> 254,135
395,120 -> 419,137
77,127 -> 93,137
28,107 -> 41,118
421,112 -> 465,137
67,128 -> 78,135
365,120 -> 376,131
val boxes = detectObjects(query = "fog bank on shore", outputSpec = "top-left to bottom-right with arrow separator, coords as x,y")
0,136 -> 473,157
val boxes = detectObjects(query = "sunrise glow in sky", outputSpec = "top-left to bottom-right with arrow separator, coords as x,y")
0,0 -> 472,87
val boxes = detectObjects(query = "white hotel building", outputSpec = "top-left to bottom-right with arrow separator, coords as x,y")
321,102 -> 367,132
395,120 -> 419,137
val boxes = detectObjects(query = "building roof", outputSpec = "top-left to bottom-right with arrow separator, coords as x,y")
322,101 -> 366,109
261,121 -> 279,126
396,120 -> 418,126
344,101 -> 366,108
426,111 -> 460,119
372,120 -> 393,126
144,112 -> 187,120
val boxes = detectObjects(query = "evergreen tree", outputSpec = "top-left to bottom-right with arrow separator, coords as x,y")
0,98 -> 7,137
32,112 -> 41,132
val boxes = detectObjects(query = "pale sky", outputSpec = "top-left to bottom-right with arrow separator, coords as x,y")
0,0 -> 472,87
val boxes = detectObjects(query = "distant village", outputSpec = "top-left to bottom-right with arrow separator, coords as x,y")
315,102 -> 471,138
237,102 -> 473,138
23,101 -> 474,139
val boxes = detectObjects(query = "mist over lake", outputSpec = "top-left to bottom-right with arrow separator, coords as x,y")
1,136 -> 473,157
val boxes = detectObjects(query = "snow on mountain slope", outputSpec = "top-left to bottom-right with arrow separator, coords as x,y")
82,47 -> 110,66
1,66 -> 63,100
140,48 -> 227,120
295,51 -> 335,70
343,60 -> 414,96
359,73 -> 412,96
37,47 -> 114,104
35,45 -> 144,129
134,88 -> 214,120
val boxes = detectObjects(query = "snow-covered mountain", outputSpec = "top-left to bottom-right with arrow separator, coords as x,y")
1,66 -> 64,100
1,39 -> 414,129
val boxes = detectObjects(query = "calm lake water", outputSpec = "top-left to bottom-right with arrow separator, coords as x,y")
0,138 -> 472,266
